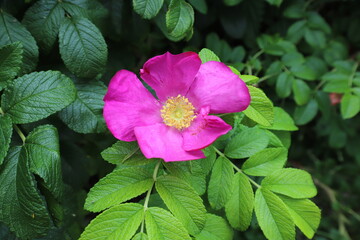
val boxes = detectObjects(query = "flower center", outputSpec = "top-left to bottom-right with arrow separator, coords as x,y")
160,95 -> 196,130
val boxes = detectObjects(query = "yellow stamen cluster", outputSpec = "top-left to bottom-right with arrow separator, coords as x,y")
161,95 -> 196,130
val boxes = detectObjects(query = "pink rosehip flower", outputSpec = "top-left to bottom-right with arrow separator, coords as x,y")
103,52 -> 251,162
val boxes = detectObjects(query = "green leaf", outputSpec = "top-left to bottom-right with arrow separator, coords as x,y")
242,147 -> 287,176
59,81 -> 106,133
307,11 -> 331,34
340,92 -> 360,119
198,48 -> 220,63
133,0 -> 164,19
281,52 -> 305,67
85,167 -> 154,212
262,107 -> 298,131
0,115 -> 12,165
145,207 -> 191,240
261,168 -> 317,198
199,147 -> 217,175
304,29 -> 326,49
22,0 -> 64,52
195,214 -> 234,240
287,20 -> 307,43
254,188 -> 295,240
225,173 -> 254,231
1,71 -> 76,124
322,72 -> 350,93
155,175 -> 206,235
0,42 -> 23,90
266,0 -> 283,7
24,125 -> 63,200
294,99 -> 318,125
208,156 -> 234,210
276,72 -> 294,98
291,64 -> 317,81
292,79 -> 311,105
240,75 -> 260,85
188,0 -> 207,14
79,203 -> 144,240
243,86 -> 274,126
0,11 -> 38,74
278,196 -> 321,239
132,232 -> 148,240
164,161 -> 206,195
0,147 -> 51,239
166,0 -> 194,39
59,17 -> 108,78
223,0 -> 243,6
224,127 -> 269,159
283,2 -> 305,19
101,141 -> 153,165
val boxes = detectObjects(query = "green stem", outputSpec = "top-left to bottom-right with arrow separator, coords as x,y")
0,107 -> 4,115
258,73 -> 278,83
252,49 -> 264,60
13,124 -> 26,143
212,146 -> 261,188
140,160 -> 162,233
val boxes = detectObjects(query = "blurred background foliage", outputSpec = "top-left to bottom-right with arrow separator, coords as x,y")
0,0 -> 359,239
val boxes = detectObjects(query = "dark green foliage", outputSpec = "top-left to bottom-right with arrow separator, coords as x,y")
0,0 -> 359,239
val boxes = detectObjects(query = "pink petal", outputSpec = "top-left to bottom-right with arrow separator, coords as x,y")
182,107 -> 232,151
134,123 -> 205,162
140,52 -> 201,102
103,70 -> 162,141
187,61 -> 251,114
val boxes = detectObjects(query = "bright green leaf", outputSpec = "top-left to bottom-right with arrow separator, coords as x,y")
261,168 -> 317,198
101,141 -> 153,165
79,203 -> 144,240
263,107 -> 298,131
198,48 -> 220,63
242,148 -> 287,176
0,42 -> 23,90
85,167 -> 154,212
225,127 -> 269,159
132,232 -> 148,240
254,188 -> 295,240
164,161 -> 206,195
340,93 -> 360,119
145,207 -> 191,240
225,173 -> 254,231
208,156 -> 234,210
195,214 -> 234,240
155,175 -> 206,235
59,81 -> 106,133
322,72 -> 350,93
133,0 -> 164,19
1,71 -> 76,124
59,17 -> 108,78
0,11 -> 38,74
278,196 -> 321,239
166,0 -> 194,39
0,115 -> 12,165
240,75 -> 260,85
243,86 -> 274,126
